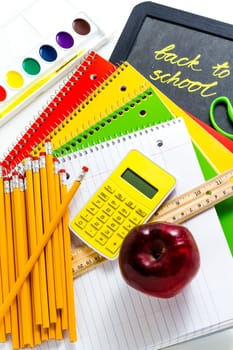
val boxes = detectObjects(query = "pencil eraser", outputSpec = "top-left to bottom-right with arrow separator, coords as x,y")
82,166 -> 89,172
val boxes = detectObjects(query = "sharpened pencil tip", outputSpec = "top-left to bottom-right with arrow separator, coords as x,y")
82,166 -> 89,172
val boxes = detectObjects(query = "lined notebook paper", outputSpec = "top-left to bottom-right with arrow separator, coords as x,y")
41,117 -> 233,350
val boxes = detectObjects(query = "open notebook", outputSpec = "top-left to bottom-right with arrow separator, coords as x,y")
36,117 -> 233,350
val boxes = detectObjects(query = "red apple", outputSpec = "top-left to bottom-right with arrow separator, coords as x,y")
119,222 -> 200,298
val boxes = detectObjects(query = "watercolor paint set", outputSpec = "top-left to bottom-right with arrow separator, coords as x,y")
0,0 -> 109,126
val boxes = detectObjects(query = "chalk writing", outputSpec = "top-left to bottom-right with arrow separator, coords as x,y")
149,70 -> 217,97
212,62 -> 230,78
154,44 -> 202,72
150,43 -> 231,98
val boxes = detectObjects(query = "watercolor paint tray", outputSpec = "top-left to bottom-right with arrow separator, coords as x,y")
0,0 -> 109,126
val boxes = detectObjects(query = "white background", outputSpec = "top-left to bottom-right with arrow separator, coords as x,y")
0,0 -> 233,349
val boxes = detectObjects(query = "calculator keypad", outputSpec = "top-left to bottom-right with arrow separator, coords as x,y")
71,181 -> 150,259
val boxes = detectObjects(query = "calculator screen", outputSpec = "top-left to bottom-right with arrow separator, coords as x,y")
121,168 -> 158,199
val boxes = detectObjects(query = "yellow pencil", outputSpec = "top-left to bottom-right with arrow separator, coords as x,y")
32,156 -> 50,328
0,274 -> 6,342
54,310 -> 63,340
38,153 -> 57,324
53,158 -> 68,331
59,169 -> 77,342
0,165 -> 6,343
3,177 -> 20,349
25,157 -> 42,326
0,167 -> 11,334
11,172 -> 33,347
0,166 -> 88,323
45,141 -> 63,310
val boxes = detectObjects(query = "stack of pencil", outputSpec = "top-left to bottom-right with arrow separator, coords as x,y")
0,140 -> 77,349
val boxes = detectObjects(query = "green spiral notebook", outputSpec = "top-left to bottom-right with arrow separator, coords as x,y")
53,87 -> 174,156
54,86 -> 233,256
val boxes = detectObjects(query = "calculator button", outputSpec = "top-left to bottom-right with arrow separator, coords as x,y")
73,218 -> 87,229
112,213 -> 124,225
136,208 -> 148,217
98,191 -> 109,201
117,227 -> 129,239
101,227 -> 113,238
92,197 -> 104,208
96,212 -> 109,223
115,192 -> 125,201
119,206 -> 130,217
84,225 -> 97,237
123,220 -> 135,231
129,214 -> 142,225
108,198 -> 120,209
107,221 -> 119,232
105,239 -> 121,254
91,219 -> 103,230
95,233 -> 108,245
104,184 -> 115,193
125,200 -> 136,209
102,204 -> 114,216
80,210 -> 93,222
87,205 -> 98,215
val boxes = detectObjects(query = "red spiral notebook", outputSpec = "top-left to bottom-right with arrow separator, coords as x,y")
1,51 -> 116,173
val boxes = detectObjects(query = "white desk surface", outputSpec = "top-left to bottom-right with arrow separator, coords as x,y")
0,0 -> 233,349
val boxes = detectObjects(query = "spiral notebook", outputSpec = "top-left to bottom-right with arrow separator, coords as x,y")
42,117 -> 233,350
31,61 -> 152,156
1,51 -> 116,173
53,87 -> 174,157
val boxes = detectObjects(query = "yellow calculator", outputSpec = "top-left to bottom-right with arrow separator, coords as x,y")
70,150 -> 176,260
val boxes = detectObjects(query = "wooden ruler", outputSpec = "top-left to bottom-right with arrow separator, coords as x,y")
71,168 -> 233,278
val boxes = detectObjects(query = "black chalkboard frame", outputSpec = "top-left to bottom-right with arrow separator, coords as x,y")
110,1 -> 233,63
110,1 -> 233,133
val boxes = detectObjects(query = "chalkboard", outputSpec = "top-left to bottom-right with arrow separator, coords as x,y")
110,1 -> 233,134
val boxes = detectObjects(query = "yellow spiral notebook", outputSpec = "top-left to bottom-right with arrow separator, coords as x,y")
32,62 -> 151,155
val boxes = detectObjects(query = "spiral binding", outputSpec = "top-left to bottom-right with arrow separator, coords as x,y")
53,87 -> 154,157
52,86 -> 177,158
1,52 -> 116,174
32,61 -> 130,155
31,61 -> 154,161
59,118 -> 181,163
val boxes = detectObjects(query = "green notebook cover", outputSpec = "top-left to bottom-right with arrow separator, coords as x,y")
53,87 -> 173,156
54,87 -> 233,255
